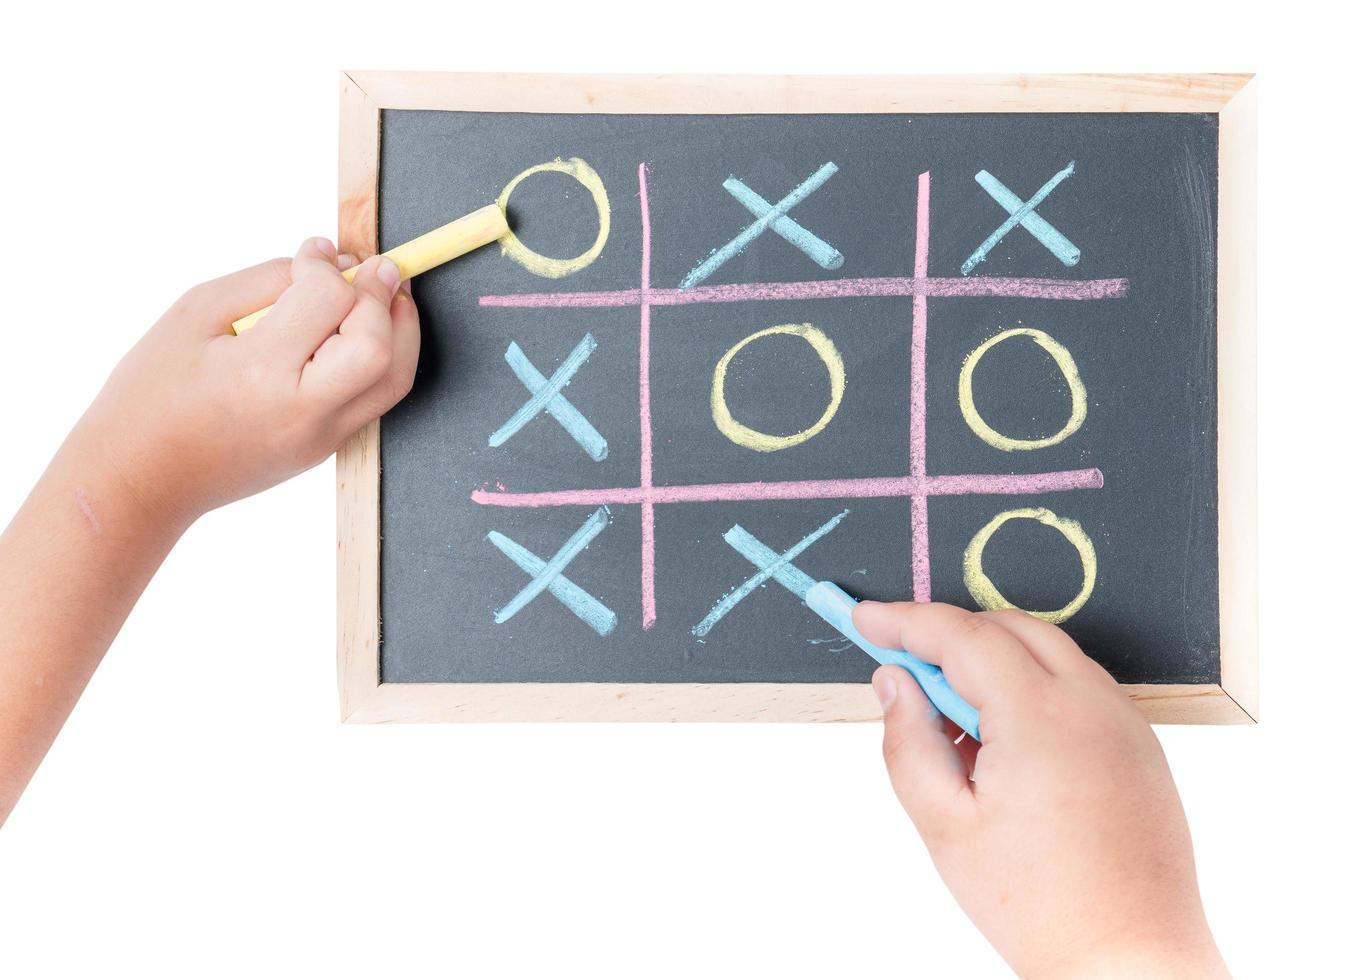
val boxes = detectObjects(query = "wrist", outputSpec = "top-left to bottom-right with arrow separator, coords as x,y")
56,417 -> 202,542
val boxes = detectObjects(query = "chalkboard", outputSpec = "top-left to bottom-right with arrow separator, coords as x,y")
336,74 -> 1258,724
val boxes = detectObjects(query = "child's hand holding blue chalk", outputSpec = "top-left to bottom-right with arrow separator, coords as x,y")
853,601 -> 1230,979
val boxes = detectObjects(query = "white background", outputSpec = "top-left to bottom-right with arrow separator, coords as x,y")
1,3 -> 1362,977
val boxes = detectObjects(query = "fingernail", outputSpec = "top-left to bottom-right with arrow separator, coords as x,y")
873,669 -> 898,711
376,257 -> 401,293
337,253 -> 359,271
311,236 -> 336,257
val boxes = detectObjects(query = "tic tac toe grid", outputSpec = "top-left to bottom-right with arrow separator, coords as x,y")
472,164 -> 1128,632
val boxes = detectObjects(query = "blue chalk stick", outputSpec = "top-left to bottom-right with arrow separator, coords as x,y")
804,581 -> 981,741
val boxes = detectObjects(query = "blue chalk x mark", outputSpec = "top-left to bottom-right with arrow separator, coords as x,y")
490,333 -> 608,461
486,507 -> 616,636
723,177 -> 844,271
698,514 -> 981,740
961,161 -> 1081,275
691,510 -> 848,638
805,582 -> 980,741
681,162 -> 842,289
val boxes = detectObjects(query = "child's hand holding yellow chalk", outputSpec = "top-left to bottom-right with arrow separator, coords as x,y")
231,204 -> 507,334
81,237 -> 421,521
0,211 -> 508,823
78,202 -> 508,520
0,235 -> 425,822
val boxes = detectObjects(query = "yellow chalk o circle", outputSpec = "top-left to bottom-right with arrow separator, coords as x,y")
959,327 -> 1087,451
711,323 -> 846,453
963,507 -> 1097,624
495,157 -> 611,278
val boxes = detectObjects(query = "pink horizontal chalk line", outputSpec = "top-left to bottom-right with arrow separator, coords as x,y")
479,276 -> 1129,309
471,468 -> 1104,509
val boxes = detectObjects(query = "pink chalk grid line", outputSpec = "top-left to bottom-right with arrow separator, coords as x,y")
474,166 -> 1125,629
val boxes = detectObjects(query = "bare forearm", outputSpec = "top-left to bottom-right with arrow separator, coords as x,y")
0,244 -> 412,826
0,425 -> 186,824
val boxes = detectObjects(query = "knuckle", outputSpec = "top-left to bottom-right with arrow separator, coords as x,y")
236,354 -> 274,396
350,332 -> 392,379
955,612 -> 996,646
174,281 -> 215,317
317,273 -> 357,310
265,257 -> 293,291
986,607 -> 1033,628
291,271 -> 354,317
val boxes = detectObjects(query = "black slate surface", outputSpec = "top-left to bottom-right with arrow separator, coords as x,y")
376,110 -> 1220,686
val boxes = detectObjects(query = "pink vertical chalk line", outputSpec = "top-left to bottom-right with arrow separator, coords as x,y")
638,163 -> 657,630
910,171 -> 932,603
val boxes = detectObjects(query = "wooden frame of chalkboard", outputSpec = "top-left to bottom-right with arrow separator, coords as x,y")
335,72 -> 1257,725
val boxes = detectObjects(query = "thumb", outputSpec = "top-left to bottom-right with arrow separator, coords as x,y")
873,665 -> 974,830
346,254 -> 403,319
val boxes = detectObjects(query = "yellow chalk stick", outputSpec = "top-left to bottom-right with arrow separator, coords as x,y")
230,203 -> 509,335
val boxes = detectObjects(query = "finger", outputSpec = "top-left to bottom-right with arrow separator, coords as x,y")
302,255 -> 401,404
173,258 -> 293,337
252,238 -> 357,359
873,665 -> 974,829
346,254 -> 403,329
327,283 -> 421,442
853,601 -> 1049,713
296,235 -> 338,271
337,252 -> 359,272
977,608 -> 1101,679
389,280 -> 420,385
